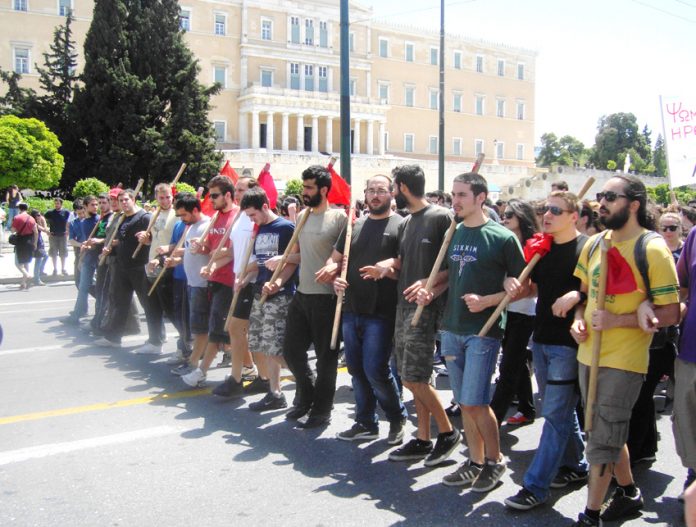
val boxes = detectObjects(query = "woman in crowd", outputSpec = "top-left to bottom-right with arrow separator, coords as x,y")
5,185 -> 23,228
30,209 -> 49,286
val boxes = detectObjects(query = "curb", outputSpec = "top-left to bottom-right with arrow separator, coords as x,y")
0,275 -> 75,286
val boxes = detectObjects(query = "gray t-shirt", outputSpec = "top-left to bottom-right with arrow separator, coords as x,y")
183,216 -> 211,288
298,208 -> 347,295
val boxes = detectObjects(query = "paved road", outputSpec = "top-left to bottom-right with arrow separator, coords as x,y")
0,283 -> 687,526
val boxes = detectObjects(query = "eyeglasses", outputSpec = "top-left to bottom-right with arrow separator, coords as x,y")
209,192 -> 222,199
542,205 -> 572,216
597,191 -> 629,203
503,210 -> 515,219
661,225 -> 679,232
365,189 -> 390,196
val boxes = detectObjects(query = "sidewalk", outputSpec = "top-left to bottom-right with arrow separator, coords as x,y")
0,237 -> 76,285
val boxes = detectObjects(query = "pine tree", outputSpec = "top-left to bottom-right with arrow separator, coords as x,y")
653,134 -> 668,177
0,69 -> 35,116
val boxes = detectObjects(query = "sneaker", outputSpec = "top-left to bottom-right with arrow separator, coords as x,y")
61,270 -> 69,276
242,364 -> 258,381
243,376 -> 271,394
445,403 -> 461,417
504,487 -> 545,511
182,368 -> 206,387
165,349 -> 187,364
387,419 -> 406,445
631,454 -> 656,465
600,487 -> 644,521
286,405 -> 311,421
94,337 -> 121,348
297,413 -> 331,429
249,392 -> 288,412
215,354 -> 231,368
171,364 -> 193,376
212,376 -> 244,397
506,411 -> 534,426
472,456 -> 507,493
442,460 -> 483,487
336,423 -> 379,442
571,513 -> 602,526
60,316 -> 80,326
130,342 -> 163,355
424,428 -> 461,467
388,438 -> 433,462
550,466 -> 589,488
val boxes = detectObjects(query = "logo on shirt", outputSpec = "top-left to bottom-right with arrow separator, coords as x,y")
451,244 -> 478,276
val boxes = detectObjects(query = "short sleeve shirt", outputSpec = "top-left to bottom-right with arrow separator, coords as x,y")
297,208 -> 347,295
207,208 -> 237,287
44,208 -> 71,235
677,228 -> 696,363
254,217 -> 297,296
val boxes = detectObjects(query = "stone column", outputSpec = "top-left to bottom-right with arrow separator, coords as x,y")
238,112 -> 248,149
366,120 -> 374,155
353,119 -> 361,154
378,121 -> 386,155
311,115 -> 319,152
325,117 -> 333,153
251,110 -> 260,149
265,111 -> 274,151
281,112 -> 289,151
296,114 -> 304,151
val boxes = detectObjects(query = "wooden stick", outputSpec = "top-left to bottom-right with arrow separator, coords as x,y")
224,226 -> 257,332
98,179 -> 145,266
585,236 -> 609,433
670,190 -> 679,207
198,211 -> 219,246
148,225 -> 191,296
410,153 -> 485,327
132,163 -> 187,258
330,204 -> 354,349
200,208 -> 243,276
258,208 -> 312,306
576,176 -> 595,200
76,216 -> 101,269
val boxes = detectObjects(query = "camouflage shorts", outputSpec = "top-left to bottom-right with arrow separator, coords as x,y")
248,293 -> 292,356
393,304 -> 439,383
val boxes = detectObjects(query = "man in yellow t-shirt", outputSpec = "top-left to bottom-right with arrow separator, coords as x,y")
569,175 -> 679,527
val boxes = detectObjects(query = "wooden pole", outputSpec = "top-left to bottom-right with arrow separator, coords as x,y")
258,208 -> 312,306
576,176 -> 595,200
200,208 -> 242,276
585,236 -> 609,433
224,227 -> 257,332
132,163 -> 187,258
98,179 -> 145,267
148,225 -> 191,296
330,204 -> 353,349
76,216 -> 101,269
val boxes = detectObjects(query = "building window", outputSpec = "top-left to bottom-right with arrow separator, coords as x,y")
180,8 -> 191,31
517,63 -> 525,80
430,47 -> 438,65
305,19 -> 314,45
318,66 -> 328,92
214,13 -> 226,36
404,85 -> 415,107
429,136 -> 438,154
497,59 -> 505,76
261,19 -> 272,40
383,131 -> 389,152
58,0 -> 72,16
14,0 -> 27,11
404,133 -> 414,153
516,143 -> 525,160
290,63 -> 300,89
496,99 -> 505,118
261,69 -> 273,88
379,38 -> 388,58
349,32 -> 355,52
453,51 -> 462,69
214,121 -> 226,142
350,78 -> 357,96
405,42 -> 414,62
453,138 -> 462,156
475,95 -> 485,116
475,139 -> 484,156
517,101 -> 525,120
453,93 -> 462,113
378,82 -> 389,103
304,65 -> 314,91
429,89 -> 438,110
476,55 -> 483,73
213,65 -> 226,88
319,21 -> 328,48
290,16 -> 300,44
13,47 -> 30,74
496,141 -> 504,159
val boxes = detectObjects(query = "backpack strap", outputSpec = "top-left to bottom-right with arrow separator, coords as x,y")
634,231 -> 661,303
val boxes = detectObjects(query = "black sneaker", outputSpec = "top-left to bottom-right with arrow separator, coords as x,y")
504,487 -> 545,511
336,423 -> 379,441
472,456 -> 507,493
243,376 -> 271,395
445,403 -> 461,417
249,392 -> 287,412
551,466 -> 589,488
424,428 -> 461,467
442,460 -> 482,487
286,405 -> 311,421
60,316 -> 80,326
600,487 -> 644,521
212,377 -> 244,397
387,418 -> 406,445
297,413 -> 331,429
571,513 -> 602,526
388,438 -> 433,462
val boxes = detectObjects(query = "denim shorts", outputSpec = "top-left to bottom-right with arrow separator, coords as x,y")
442,331 -> 501,406
188,286 -> 209,335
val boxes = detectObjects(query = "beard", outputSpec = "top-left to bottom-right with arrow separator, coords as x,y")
303,192 -> 322,208
600,204 -> 630,230
394,192 -> 408,210
368,200 -> 391,215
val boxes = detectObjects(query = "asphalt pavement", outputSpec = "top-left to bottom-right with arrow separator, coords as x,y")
0,283 -> 688,526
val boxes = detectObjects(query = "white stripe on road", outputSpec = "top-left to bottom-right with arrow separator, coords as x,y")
0,306 -> 69,315
0,426 -> 177,466
0,299 -> 73,307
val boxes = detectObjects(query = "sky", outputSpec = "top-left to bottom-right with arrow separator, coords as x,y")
363,0 -> 696,148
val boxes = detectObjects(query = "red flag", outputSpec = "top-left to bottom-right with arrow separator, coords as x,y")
201,162 -> 238,216
258,163 -> 278,210
523,233 -> 554,263
605,247 -> 638,295
327,162 -> 351,206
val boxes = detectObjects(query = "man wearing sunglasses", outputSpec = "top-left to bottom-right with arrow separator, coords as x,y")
504,191 -> 590,512
569,175 -> 679,526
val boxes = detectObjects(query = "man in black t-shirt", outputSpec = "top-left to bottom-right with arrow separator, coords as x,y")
504,191 -> 590,511
44,197 -> 71,276
331,175 -> 408,445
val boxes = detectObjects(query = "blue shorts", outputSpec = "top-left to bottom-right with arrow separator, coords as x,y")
188,286 -> 209,335
442,331 -> 500,406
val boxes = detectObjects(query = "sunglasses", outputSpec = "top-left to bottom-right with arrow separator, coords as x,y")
596,191 -> 628,203
209,192 -> 222,199
503,210 -> 515,219
542,205 -> 571,216
661,225 -> 679,232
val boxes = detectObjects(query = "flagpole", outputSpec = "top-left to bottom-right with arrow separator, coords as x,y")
340,0 -> 351,186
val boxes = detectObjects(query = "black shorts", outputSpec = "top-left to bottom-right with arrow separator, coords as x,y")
232,283 -> 254,320
208,281 -> 232,344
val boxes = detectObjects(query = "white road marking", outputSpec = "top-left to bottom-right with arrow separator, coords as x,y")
0,426 -> 177,466
0,299 -> 73,307
0,306 -> 69,315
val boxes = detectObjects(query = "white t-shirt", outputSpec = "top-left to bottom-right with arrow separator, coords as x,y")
183,216 -> 211,288
229,212 -> 256,275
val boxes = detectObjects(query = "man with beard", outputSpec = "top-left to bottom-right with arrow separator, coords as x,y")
331,175 -> 408,444
569,175 -> 680,526
271,165 -> 346,428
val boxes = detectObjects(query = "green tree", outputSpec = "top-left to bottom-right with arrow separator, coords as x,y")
0,69 -> 36,116
647,183 -> 696,206
653,134 -> 668,177
536,132 -> 560,166
73,177 -> 109,197
285,179 -> 303,198
591,113 -> 651,172
536,132 -> 588,167
0,115 -> 64,189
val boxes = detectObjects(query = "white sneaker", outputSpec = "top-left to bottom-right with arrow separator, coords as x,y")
182,368 -> 206,387
242,364 -> 258,381
94,337 -> 121,348
130,342 -> 163,355
165,349 -> 186,364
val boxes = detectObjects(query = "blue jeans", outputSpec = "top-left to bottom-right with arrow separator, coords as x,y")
342,312 -> 407,429
33,254 -> 47,284
72,255 -> 97,319
442,332 -> 500,406
523,341 -> 588,500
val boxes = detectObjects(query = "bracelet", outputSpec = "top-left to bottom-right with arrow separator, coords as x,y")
578,291 -> 588,305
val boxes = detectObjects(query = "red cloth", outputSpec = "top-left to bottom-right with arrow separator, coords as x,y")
523,233 -> 553,263
201,163 -> 238,216
220,160 -> 239,184
206,207 -> 237,287
258,163 -> 278,210
606,246 -> 638,295
327,163 -> 351,206
11,212 -> 36,235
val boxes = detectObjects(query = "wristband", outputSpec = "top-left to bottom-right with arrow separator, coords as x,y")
578,291 -> 588,305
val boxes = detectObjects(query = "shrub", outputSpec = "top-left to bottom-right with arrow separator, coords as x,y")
25,196 -> 73,214
73,177 -> 110,198
173,181 -> 196,196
